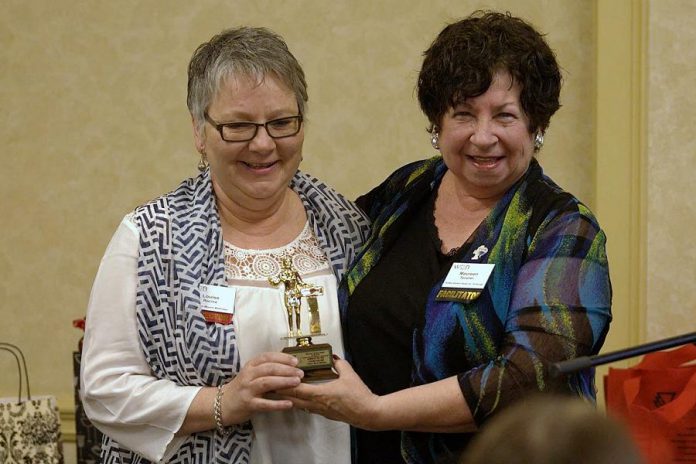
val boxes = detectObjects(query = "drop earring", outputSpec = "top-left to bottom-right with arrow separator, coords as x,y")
534,131 -> 545,151
430,128 -> 440,150
197,153 -> 209,172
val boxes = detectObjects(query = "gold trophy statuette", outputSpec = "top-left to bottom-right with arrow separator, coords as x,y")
269,256 -> 337,382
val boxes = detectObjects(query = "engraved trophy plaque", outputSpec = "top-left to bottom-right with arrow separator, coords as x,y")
269,256 -> 338,382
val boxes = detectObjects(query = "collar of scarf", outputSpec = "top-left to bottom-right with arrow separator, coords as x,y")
338,156 -> 543,352
338,157 -> 543,328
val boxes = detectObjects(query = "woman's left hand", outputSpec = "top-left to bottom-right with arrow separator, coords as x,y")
278,357 -> 384,430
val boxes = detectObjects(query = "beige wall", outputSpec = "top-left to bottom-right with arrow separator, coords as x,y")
0,1 -> 630,461
0,0 -> 595,408
646,0 -> 696,340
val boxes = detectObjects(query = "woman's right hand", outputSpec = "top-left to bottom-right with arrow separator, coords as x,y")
221,352 -> 304,426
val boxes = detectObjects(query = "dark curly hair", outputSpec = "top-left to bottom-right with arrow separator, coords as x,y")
417,11 -> 561,134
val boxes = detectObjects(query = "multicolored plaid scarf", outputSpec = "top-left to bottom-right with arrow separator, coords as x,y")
339,156 -> 611,464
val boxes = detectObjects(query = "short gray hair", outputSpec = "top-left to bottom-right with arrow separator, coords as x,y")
187,26 -> 308,132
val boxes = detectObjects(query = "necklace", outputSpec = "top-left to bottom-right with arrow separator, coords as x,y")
445,246 -> 461,257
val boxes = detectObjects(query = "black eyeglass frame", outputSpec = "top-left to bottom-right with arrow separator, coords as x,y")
204,113 -> 304,142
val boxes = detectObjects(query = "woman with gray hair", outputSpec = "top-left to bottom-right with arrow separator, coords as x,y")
81,27 -> 369,463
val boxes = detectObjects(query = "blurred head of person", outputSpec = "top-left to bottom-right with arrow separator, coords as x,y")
460,395 -> 644,464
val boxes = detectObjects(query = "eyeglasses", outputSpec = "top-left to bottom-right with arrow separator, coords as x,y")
204,113 -> 303,142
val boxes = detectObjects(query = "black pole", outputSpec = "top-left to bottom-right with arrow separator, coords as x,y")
550,331 -> 696,377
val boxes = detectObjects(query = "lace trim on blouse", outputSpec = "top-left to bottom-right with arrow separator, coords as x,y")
224,221 -> 330,281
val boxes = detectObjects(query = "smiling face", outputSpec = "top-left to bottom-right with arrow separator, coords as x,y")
193,73 -> 304,207
437,70 -> 535,199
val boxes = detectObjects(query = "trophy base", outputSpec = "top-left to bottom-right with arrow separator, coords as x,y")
282,339 -> 338,383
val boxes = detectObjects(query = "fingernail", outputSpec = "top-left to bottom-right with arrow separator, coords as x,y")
332,354 -> 340,360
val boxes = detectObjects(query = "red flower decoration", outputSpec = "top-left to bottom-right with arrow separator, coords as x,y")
73,317 -> 86,331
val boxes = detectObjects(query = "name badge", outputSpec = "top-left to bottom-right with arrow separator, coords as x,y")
436,263 -> 495,303
200,284 -> 236,325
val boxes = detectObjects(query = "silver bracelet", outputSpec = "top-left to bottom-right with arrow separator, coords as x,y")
214,384 -> 230,436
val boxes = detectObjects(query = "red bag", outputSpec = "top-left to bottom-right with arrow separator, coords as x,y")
605,344 -> 696,464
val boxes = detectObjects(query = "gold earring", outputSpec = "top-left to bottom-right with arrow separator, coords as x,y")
197,153 -> 208,172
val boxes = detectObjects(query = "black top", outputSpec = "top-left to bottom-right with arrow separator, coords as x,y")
346,189 -> 460,463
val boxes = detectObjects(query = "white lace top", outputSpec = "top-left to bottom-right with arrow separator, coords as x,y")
223,222 -> 330,281
81,216 -> 349,464
224,222 -> 349,464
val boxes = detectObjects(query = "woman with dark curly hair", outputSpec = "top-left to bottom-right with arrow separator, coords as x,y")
284,10 -> 612,464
